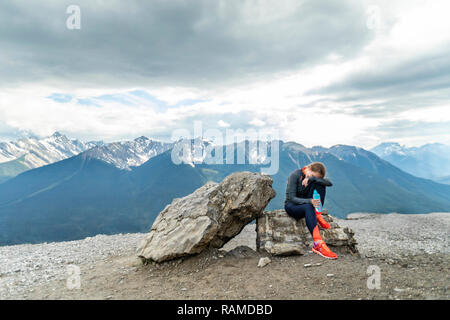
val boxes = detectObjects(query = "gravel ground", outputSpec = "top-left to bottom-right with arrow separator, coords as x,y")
337,212 -> 450,259
0,212 -> 449,300
0,233 -> 146,299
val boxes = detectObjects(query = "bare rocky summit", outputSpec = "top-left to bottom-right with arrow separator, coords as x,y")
337,212 -> 450,259
1,213 -> 448,300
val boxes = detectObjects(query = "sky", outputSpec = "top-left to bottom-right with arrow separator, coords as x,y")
0,0 -> 449,149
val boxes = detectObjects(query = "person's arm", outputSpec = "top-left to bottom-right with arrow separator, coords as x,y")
308,176 -> 333,187
286,171 -> 313,205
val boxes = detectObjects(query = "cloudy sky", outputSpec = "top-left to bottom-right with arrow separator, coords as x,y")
0,0 -> 449,149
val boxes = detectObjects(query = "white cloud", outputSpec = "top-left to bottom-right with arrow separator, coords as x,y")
1,0 -> 449,148
217,120 -> 230,128
249,119 -> 266,127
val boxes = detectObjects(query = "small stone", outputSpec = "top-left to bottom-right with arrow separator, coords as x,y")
327,273 -> 334,277
258,257 -> 271,268
181,288 -> 187,291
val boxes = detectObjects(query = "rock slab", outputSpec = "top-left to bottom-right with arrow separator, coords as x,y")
256,209 -> 358,256
137,172 -> 276,262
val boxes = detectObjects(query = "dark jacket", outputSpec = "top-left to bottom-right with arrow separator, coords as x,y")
285,168 -> 333,205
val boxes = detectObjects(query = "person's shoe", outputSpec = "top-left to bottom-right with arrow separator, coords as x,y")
312,241 -> 338,259
316,213 -> 330,229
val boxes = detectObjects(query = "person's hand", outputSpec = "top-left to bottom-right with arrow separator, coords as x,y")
302,177 -> 309,187
311,199 -> 321,207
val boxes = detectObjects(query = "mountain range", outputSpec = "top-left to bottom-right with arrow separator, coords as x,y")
0,136 -> 449,245
0,132 -> 99,183
0,133 -> 173,183
83,136 -> 173,169
371,142 -> 450,184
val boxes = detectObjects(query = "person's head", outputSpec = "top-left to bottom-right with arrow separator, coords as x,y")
304,162 -> 326,179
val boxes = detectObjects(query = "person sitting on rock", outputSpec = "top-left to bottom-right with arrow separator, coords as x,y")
284,162 -> 338,259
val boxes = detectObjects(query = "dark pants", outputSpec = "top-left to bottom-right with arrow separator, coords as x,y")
284,182 -> 326,234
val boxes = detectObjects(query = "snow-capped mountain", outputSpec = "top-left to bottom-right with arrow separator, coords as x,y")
371,142 -> 450,183
0,132 -> 101,183
370,142 -> 407,158
170,137 -> 218,167
0,132 -> 99,168
3,139 -> 450,245
170,138 -> 275,167
84,136 -> 173,169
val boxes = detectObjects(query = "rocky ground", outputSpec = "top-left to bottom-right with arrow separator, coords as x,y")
1,213 -> 449,300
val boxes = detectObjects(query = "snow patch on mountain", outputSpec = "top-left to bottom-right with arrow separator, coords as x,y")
370,142 -> 450,181
0,132 -> 99,169
84,136 -> 173,169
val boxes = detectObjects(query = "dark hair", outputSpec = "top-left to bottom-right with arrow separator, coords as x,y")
307,162 -> 326,178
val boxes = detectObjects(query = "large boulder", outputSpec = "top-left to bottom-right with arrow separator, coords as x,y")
137,172 -> 276,262
256,209 -> 358,256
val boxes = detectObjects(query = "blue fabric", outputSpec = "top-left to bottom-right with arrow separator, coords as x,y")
284,202 -> 318,234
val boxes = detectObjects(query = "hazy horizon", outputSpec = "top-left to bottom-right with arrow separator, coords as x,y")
1,130 -> 448,151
